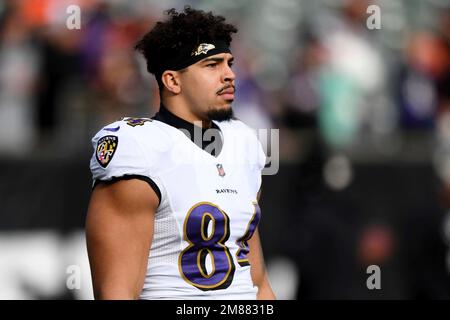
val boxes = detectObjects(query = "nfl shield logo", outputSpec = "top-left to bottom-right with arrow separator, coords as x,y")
216,164 -> 225,177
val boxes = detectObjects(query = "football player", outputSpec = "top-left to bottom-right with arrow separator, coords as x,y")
86,6 -> 275,300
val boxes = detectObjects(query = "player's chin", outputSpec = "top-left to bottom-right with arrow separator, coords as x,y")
217,98 -> 234,108
208,103 -> 234,121
222,100 -> 233,108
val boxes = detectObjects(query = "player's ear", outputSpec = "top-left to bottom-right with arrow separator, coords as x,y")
161,70 -> 181,94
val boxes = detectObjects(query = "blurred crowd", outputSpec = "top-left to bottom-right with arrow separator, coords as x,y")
0,0 -> 448,158
1,0 -> 450,299
0,0 -> 450,160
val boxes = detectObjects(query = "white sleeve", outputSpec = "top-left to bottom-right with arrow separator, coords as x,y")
89,124 -> 163,202
90,127 -> 148,182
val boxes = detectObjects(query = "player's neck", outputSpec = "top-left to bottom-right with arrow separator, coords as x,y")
162,99 -> 212,129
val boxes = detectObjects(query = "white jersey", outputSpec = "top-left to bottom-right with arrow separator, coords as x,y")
90,116 -> 266,299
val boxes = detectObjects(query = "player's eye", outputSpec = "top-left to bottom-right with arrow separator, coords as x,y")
206,63 -> 217,68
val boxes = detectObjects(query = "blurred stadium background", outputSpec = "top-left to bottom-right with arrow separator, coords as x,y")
1,0 -> 450,299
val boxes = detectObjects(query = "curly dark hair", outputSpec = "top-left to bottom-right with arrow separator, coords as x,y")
135,6 -> 237,87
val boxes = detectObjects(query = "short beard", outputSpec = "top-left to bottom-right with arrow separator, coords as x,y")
207,107 -> 234,122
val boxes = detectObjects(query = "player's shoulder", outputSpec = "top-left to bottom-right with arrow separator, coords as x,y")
92,116 -> 172,145
221,118 -> 266,169
90,116 -> 171,174
218,118 -> 259,141
93,117 -> 152,137
91,116 -> 175,165
216,117 -> 249,131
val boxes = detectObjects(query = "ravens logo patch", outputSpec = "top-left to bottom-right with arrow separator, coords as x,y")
96,135 -> 118,168
191,43 -> 215,56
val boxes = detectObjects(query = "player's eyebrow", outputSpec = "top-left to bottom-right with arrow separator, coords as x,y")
202,57 -> 234,64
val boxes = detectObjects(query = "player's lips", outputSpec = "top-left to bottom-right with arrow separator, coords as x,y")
217,86 -> 235,100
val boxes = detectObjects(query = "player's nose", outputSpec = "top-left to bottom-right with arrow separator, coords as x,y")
222,64 -> 235,83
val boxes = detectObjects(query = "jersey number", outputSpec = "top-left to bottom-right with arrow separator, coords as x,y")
178,202 -> 260,291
